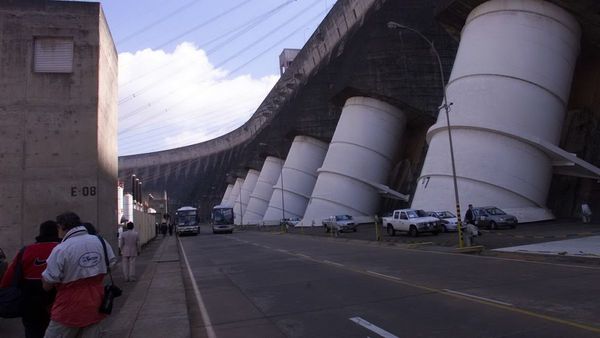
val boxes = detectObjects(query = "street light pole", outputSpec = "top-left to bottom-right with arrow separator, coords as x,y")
387,21 -> 464,247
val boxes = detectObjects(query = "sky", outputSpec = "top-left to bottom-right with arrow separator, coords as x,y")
84,0 -> 334,156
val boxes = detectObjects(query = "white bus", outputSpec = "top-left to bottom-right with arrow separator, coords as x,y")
176,206 -> 200,235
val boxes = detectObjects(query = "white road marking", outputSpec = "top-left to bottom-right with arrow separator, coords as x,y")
296,253 -> 311,259
349,317 -> 399,338
277,249 -> 289,253
366,271 -> 402,281
263,245 -> 272,249
323,260 -> 344,267
178,238 -> 217,338
443,289 -> 513,307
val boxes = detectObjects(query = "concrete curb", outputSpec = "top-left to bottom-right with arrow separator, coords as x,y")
102,236 -> 191,338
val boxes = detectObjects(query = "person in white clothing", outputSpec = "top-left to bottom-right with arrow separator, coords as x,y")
118,222 -> 140,282
581,202 -> 592,223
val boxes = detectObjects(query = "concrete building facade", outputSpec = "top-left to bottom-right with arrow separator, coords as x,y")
0,0 -> 118,256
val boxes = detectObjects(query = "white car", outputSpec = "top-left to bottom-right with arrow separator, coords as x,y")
427,211 -> 458,232
382,209 -> 440,237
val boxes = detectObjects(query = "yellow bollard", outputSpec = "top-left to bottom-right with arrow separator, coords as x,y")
374,215 -> 381,241
456,204 -> 464,248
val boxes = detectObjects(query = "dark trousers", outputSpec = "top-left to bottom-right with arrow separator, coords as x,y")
23,317 -> 50,338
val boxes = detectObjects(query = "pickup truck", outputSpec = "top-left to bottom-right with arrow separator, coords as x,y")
382,209 -> 440,237
322,215 -> 357,233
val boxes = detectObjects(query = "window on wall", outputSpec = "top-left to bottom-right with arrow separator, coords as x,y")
33,37 -> 74,73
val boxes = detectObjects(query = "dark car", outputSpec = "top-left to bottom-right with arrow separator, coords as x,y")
472,206 -> 517,229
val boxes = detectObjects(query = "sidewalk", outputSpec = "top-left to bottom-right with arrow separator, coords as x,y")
101,234 -> 190,337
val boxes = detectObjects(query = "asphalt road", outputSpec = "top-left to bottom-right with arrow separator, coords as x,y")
180,226 -> 600,338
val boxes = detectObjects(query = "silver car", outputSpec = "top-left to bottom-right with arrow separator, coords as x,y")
473,206 -> 518,229
427,211 -> 458,232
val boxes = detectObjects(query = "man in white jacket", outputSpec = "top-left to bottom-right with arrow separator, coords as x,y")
118,222 -> 141,282
42,211 -> 116,338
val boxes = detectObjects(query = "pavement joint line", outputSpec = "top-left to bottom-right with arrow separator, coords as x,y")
366,270 -> 402,281
442,289 -> 513,307
322,260 -> 344,267
178,237 -> 217,338
349,316 -> 399,338
258,236 -> 600,334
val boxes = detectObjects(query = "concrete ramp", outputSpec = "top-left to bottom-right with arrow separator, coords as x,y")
493,236 -> 600,259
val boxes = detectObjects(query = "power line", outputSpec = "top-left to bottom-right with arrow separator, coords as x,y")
117,2 -> 295,126
228,4 -> 329,76
119,2 -> 332,153
154,0 -> 255,50
117,0 -> 203,45
118,0 -> 318,123
118,99 -> 257,145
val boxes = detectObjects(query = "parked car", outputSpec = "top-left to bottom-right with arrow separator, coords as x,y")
382,209 -> 440,237
472,206 -> 518,229
281,217 -> 301,228
427,210 -> 458,232
322,215 -> 357,233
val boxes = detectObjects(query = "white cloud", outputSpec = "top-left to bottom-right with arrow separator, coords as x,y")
117,42 -> 279,155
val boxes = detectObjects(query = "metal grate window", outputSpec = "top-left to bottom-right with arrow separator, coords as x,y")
33,37 -> 74,73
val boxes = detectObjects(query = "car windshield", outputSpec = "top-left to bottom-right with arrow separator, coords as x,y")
485,207 -> 506,215
406,210 -> 419,218
336,215 -> 351,220
436,211 -> 455,218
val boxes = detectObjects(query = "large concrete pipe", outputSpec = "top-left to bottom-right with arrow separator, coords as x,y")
234,169 -> 259,225
263,136 -> 328,224
411,0 -> 581,222
227,177 -> 244,215
243,156 -> 284,225
301,96 -> 406,225
220,184 -> 233,205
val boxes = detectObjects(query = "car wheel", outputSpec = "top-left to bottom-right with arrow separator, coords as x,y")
353,228 -> 357,232
433,230 -> 439,236
387,225 -> 395,236
490,221 -> 497,230
441,225 -> 447,233
409,225 -> 419,237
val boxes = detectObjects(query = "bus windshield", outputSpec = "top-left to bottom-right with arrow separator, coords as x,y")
212,207 -> 234,225
176,209 -> 197,226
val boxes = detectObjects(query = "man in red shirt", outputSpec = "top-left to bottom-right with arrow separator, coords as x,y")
42,212 -> 116,338
1,220 -> 60,338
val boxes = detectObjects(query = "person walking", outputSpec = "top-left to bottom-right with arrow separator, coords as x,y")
581,202 -> 592,223
168,222 -> 173,236
464,204 -> 475,225
42,211 -> 116,338
160,222 -> 168,238
0,221 -> 60,338
118,222 -> 140,282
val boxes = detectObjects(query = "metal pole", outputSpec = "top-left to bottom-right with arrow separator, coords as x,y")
280,163 -> 286,233
239,180 -> 243,228
388,22 -> 464,247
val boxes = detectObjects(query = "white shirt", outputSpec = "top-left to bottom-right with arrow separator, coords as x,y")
42,226 -> 116,284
